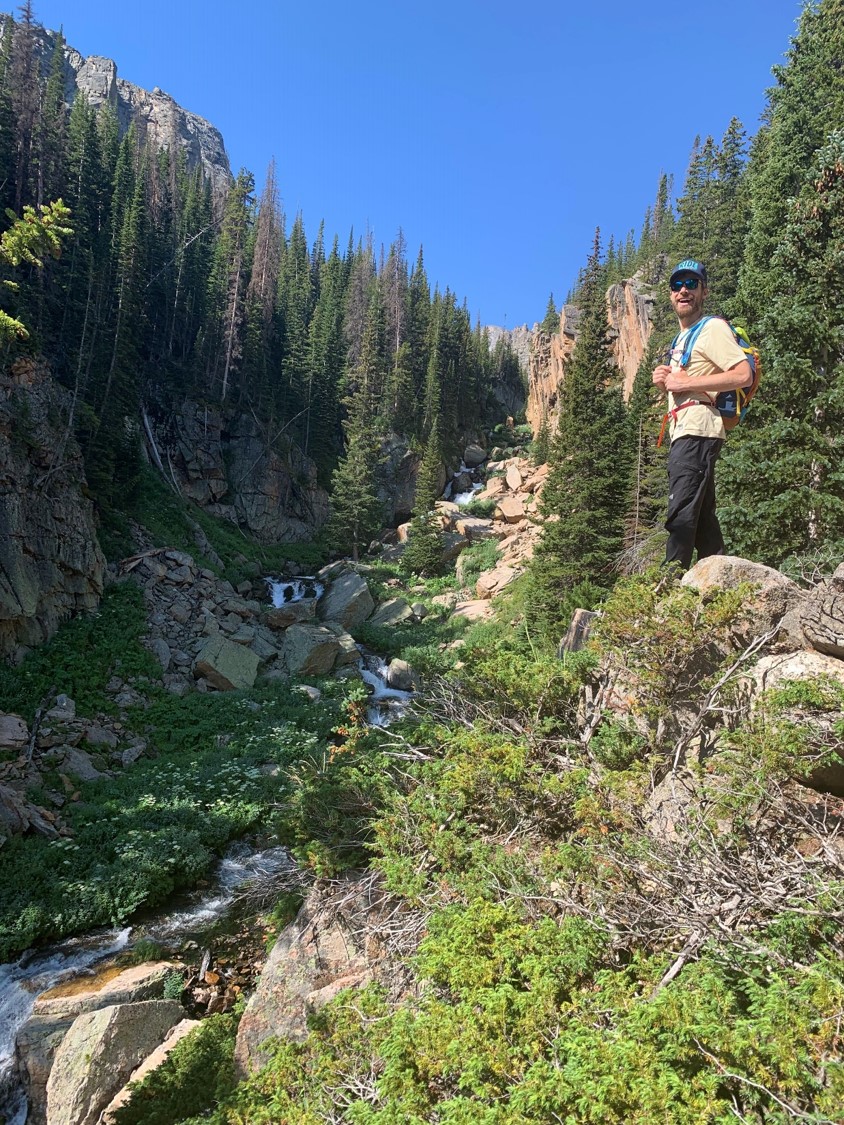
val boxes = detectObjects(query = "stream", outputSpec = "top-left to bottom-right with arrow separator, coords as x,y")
0,843 -> 297,1125
0,573 -> 413,1122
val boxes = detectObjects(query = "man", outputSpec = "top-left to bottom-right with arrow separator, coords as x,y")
652,259 -> 752,570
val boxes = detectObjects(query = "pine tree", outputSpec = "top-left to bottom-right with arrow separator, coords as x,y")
738,0 -> 844,323
327,382 -> 384,561
540,292 -> 559,333
721,131 -> 844,564
401,416 -> 445,577
528,232 -> 631,641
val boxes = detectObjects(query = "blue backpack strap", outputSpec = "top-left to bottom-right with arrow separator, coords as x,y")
677,315 -> 713,367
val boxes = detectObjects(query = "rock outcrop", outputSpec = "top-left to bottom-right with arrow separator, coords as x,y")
234,876 -> 406,1075
8,19 -> 232,208
0,360 -> 106,663
148,401 -> 330,544
45,999 -> 184,1125
16,961 -> 179,1125
525,274 -> 654,436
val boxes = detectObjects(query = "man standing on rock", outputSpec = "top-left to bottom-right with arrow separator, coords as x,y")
652,259 -> 752,570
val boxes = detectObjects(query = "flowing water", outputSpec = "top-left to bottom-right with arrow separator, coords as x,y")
0,572 -> 413,1122
0,844 -> 296,1125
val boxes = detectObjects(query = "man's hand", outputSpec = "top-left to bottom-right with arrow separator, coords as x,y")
652,364 -> 671,393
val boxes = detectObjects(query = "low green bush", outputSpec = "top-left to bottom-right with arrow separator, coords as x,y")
112,1011 -> 239,1125
0,584 -> 157,720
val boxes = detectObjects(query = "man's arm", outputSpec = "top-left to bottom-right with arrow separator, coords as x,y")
662,358 -> 753,395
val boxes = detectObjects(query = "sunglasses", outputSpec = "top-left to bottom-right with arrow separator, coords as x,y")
670,277 -> 701,292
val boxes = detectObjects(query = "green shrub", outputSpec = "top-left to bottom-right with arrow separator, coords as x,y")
0,584 -> 157,720
112,1011 -> 239,1125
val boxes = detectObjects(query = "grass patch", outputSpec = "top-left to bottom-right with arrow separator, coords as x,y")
0,584 -> 158,721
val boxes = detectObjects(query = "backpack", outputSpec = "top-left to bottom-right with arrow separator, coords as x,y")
669,315 -> 761,431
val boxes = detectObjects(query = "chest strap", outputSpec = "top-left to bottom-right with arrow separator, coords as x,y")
657,397 -> 716,447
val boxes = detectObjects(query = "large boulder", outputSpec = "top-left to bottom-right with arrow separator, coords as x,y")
454,516 -> 498,542
235,879 -> 390,1075
495,496 -> 526,524
476,565 -> 518,599
282,624 -> 344,676
385,659 -> 419,691
463,443 -> 487,468
801,562 -> 844,659
45,1000 -> 184,1125
17,962 -> 179,1125
681,555 -> 805,648
265,598 -> 317,630
193,634 -> 260,691
318,571 -> 374,631
100,1019 -> 201,1124
0,712 -> 28,751
369,598 -> 414,628
752,650 -> 844,796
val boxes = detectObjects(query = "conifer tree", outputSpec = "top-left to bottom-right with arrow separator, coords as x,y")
528,232 -> 630,641
401,415 -> 445,577
721,131 -> 844,563
540,292 -> 559,333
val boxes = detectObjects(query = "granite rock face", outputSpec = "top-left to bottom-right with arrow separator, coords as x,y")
45,1000 -> 184,1125
526,274 -> 654,437
9,19 -> 232,208
0,360 -> 106,662
150,400 -> 330,543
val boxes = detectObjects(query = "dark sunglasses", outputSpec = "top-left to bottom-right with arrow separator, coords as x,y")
670,277 -> 701,292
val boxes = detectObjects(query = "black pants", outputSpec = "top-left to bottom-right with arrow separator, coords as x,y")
664,436 -> 724,570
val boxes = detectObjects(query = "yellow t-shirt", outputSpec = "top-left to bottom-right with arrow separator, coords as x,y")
668,316 -> 748,442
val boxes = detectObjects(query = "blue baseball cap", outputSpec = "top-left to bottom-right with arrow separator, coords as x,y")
670,259 -> 708,284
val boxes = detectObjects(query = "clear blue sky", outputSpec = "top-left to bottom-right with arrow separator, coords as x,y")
27,0 -> 802,328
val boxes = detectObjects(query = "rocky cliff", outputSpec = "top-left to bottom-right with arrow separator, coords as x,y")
0,360 -> 105,663
146,402 -> 330,544
0,17 -> 232,207
525,274 -> 655,435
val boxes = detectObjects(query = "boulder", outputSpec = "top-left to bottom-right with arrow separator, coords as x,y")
454,516 -> 497,541
193,634 -> 260,691
752,650 -> 844,696
265,599 -> 317,630
495,496 -> 526,524
17,962 -> 179,1125
385,659 -> 419,691
505,464 -> 523,491
523,463 -> 551,493
476,565 -> 518,599
476,476 -> 507,501
681,555 -> 805,647
752,650 -> 844,796
45,1000 -> 184,1125
322,622 -> 360,667
452,599 -> 494,622
0,712 -> 28,751
801,562 -> 844,659
463,443 -> 487,468
441,532 -> 468,564
0,784 -> 59,840
318,572 -> 374,630
282,624 -> 343,676
369,598 -> 414,628
148,637 -> 172,671
101,1019 -> 201,1125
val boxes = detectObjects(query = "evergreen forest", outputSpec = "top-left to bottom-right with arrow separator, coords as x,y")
1,2 -> 844,1123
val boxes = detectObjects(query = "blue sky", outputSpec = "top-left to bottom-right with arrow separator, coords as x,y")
27,0 -> 802,328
